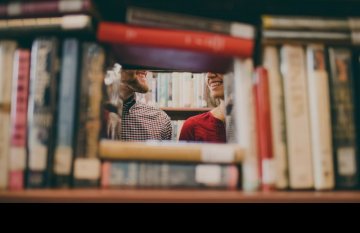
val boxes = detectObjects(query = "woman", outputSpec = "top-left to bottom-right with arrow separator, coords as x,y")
179,72 -> 226,143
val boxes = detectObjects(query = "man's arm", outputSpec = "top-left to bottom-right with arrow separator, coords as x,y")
161,113 -> 172,140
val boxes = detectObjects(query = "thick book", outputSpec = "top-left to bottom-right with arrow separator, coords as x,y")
126,6 -> 255,39
101,161 -> 239,190
26,38 -> 59,188
281,45 -> 314,189
0,0 -> 95,19
99,140 -> 244,164
9,49 -> 30,190
72,43 -> 105,188
327,47 -> 359,189
97,22 -> 254,58
110,44 -> 233,73
53,39 -> 80,188
253,67 -> 275,191
262,46 -> 288,189
306,44 -> 334,190
0,40 -> 17,190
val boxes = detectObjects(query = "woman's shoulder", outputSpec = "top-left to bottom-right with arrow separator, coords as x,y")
184,111 -> 211,125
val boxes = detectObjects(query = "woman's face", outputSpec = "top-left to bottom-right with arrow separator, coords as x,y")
206,72 -> 224,99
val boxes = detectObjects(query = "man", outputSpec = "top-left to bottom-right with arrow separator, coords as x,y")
104,64 -> 172,141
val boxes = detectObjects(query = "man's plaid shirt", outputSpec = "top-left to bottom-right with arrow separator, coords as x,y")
120,95 -> 172,141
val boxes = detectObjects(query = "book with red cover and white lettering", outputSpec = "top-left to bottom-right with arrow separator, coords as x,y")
253,67 -> 275,191
97,22 -> 254,58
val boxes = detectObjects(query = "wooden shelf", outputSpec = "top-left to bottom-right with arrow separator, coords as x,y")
1,189 -> 360,203
162,107 -> 211,120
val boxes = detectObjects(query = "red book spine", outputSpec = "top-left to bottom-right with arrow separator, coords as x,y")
8,49 -> 30,190
253,67 -> 275,191
1,0 -> 91,18
97,22 -> 254,58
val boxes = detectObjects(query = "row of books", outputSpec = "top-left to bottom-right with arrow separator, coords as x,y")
135,72 -> 215,109
0,37 -> 106,190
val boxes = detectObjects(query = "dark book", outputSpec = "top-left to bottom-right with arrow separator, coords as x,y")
327,47 -> 359,189
110,43 -> 233,73
72,42 -> 105,188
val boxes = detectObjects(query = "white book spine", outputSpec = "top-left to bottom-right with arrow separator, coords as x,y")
281,45 -> 314,189
233,58 -> 260,191
263,46 -> 289,189
171,72 -> 179,108
306,44 -> 335,190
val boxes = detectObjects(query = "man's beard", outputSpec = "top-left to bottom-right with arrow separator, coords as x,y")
127,78 -> 149,93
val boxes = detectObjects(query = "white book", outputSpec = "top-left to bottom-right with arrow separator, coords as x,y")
263,46 -> 288,189
233,58 -> 259,191
182,73 -> 192,108
306,44 -> 334,190
281,45 -> 314,189
171,72 -> 179,108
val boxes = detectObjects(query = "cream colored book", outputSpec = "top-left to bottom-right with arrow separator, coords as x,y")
263,46 -> 289,189
99,140 -> 244,164
281,44 -> 314,189
306,44 -> 334,190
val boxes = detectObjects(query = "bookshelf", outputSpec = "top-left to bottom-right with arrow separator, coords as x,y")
1,0 -> 360,202
1,189 -> 360,203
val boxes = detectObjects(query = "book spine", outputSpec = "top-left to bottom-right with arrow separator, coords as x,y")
306,44 -> 335,190
281,45 -> 314,189
126,6 -> 255,39
99,140 -> 243,164
0,41 -> 17,190
1,0 -> 92,18
97,22 -> 254,58
53,39 -> 80,188
27,38 -> 59,188
262,15 -> 349,31
262,46 -> 288,189
110,44 -> 233,74
328,47 -> 359,189
101,161 -> 239,189
73,43 -> 105,188
228,58 -> 260,191
253,67 -> 276,191
0,113 -> 10,190
0,14 -> 92,33
262,30 -> 351,43
9,49 -> 30,190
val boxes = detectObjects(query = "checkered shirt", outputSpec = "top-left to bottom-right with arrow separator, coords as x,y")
120,95 -> 172,141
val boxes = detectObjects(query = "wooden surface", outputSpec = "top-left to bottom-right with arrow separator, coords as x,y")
1,189 -> 360,203
162,107 -> 211,120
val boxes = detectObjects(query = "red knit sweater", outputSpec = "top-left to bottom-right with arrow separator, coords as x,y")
179,112 -> 226,143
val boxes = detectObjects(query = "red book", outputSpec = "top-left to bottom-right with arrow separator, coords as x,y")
97,22 -> 254,58
8,49 -> 30,190
253,67 -> 275,191
0,0 -> 93,18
